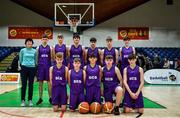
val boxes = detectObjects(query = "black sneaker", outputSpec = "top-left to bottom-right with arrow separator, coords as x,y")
119,103 -> 123,108
114,106 -> 120,115
49,98 -> 52,104
136,113 -> 143,118
36,98 -> 43,105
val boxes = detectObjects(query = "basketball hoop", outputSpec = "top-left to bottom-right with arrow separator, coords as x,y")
54,3 -> 95,27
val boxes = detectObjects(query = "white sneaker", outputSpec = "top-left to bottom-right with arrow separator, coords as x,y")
21,100 -> 25,107
28,100 -> 33,107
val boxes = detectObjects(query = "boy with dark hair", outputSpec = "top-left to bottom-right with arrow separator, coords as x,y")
68,58 -> 86,111
84,53 -> 102,104
102,55 -> 123,115
123,54 -> 144,114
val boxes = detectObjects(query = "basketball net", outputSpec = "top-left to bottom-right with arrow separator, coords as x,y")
68,18 -> 79,33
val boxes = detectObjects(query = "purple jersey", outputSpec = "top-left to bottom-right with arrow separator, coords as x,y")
103,47 -> 116,65
87,47 -> 100,65
126,65 -> 140,89
70,45 -> 84,69
85,64 -> 100,87
103,65 -> 119,89
55,44 -> 67,65
38,45 -> 51,66
52,65 -> 66,87
121,46 -> 133,67
124,65 -> 143,108
70,69 -> 84,94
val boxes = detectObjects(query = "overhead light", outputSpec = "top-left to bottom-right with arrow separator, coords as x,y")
62,5 -> 67,8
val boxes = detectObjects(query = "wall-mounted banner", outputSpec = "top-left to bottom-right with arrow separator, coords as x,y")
0,73 -> 20,84
118,27 -> 149,40
8,27 -> 53,39
144,69 -> 180,84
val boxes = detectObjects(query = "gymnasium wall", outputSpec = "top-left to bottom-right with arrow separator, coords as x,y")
83,0 -> 180,47
0,0 -> 180,47
0,0 -> 74,46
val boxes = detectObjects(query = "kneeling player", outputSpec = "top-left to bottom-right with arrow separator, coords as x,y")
68,58 -> 86,111
102,55 -> 123,115
123,54 -> 144,114
84,53 -> 102,104
49,52 -> 68,112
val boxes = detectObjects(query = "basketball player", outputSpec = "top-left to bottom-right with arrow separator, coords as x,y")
68,33 -> 85,69
49,52 -> 69,112
85,37 -> 101,65
102,55 -> 123,115
119,36 -> 135,108
36,34 -> 52,105
123,54 -> 144,114
53,34 -> 68,66
119,36 -> 135,75
101,36 -> 118,66
84,53 -> 102,104
68,58 -> 86,111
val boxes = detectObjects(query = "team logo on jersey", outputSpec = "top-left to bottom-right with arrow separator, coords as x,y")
129,77 -> 137,81
124,55 -> 129,58
41,54 -> 48,58
73,80 -> 82,83
73,55 -> 80,58
55,76 -> 62,80
89,76 -> 97,80
105,77 -> 113,81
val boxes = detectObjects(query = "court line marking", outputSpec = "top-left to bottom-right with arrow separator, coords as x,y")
60,111 -> 65,118
0,110 -> 33,118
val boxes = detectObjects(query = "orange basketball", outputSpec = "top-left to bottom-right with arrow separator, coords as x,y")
103,102 -> 114,114
78,102 -> 90,114
90,102 -> 101,114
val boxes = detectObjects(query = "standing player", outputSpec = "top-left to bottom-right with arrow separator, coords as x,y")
84,53 -> 102,104
53,34 -> 68,66
102,55 -> 123,115
119,36 -> 135,108
123,54 -> 144,114
85,37 -> 101,65
68,58 -> 86,111
49,52 -> 69,112
119,36 -> 135,75
101,36 -> 118,66
36,34 -> 52,105
68,33 -> 85,69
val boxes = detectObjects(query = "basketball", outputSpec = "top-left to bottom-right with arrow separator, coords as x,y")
78,102 -> 90,114
90,102 -> 101,114
103,102 -> 114,114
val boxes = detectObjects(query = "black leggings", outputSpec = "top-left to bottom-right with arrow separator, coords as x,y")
21,65 -> 36,101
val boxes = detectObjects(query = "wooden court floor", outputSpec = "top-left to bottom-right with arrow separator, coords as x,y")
0,84 -> 180,118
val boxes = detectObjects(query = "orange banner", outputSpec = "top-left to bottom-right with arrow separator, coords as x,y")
0,73 -> 20,83
118,27 -> 149,40
8,27 -> 53,39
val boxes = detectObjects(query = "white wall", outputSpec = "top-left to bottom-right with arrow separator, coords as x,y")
0,0 -> 180,47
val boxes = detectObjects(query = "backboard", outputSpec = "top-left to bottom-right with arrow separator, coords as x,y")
54,3 -> 95,27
